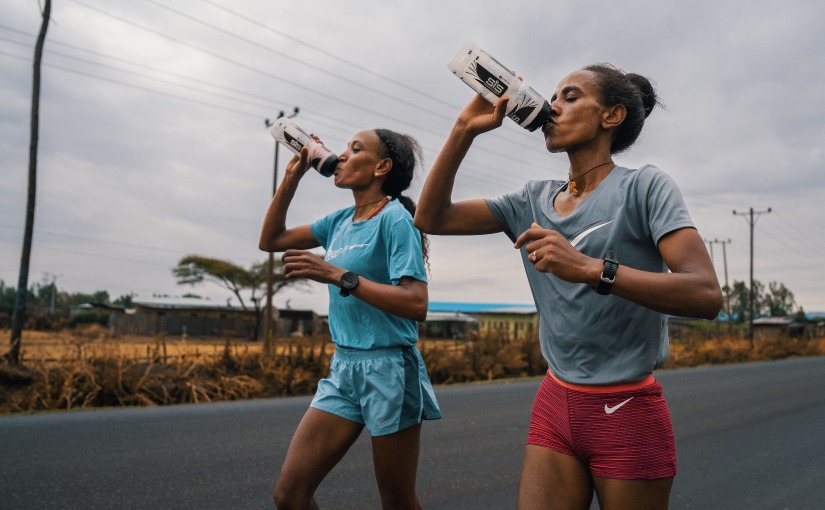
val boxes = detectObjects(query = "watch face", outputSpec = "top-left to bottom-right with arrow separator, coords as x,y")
341,272 -> 359,290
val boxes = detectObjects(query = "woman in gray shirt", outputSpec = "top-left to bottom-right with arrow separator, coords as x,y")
415,64 -> 722,509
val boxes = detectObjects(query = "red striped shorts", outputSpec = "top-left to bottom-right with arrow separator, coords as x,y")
527,370 -> 676,479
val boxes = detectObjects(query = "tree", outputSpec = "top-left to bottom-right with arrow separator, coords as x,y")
64,290 -> 111,307
729,280 -> 750,323
172,255 -> 302,341
113,293 -> 135,308
730,279 -> 771,322
763,281 -> 796,317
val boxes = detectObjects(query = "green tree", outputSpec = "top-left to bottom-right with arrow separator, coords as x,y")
730,280 -> 750,323
730,279 -> 772,322
1,280 -> 17,315
113,293 -> 135,308
64,290 -> 111,307
172,255 -> 302,341
763,281 -> 796,317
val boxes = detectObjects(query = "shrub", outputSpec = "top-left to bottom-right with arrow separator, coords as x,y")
67,312 -> 110,329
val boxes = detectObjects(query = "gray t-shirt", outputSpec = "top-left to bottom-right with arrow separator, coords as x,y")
486,165 -> 695,385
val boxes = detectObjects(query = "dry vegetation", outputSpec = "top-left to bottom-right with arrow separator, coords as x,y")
1,326 -> 824,414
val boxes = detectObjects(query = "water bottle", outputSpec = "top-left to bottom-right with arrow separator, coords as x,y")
270,117 -> 338,177
447,41 -> 551,132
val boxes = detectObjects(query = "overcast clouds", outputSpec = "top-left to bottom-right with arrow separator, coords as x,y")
2,0 -> 824,314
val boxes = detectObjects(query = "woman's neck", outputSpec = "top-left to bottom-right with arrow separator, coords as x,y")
565,150 -> 614,196
352,192 -> 389,222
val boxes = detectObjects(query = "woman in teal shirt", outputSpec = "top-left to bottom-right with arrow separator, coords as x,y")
260,128 -> 440,510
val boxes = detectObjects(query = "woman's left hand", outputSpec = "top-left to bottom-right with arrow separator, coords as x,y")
514,223 -> 600,284
281,249 -> 341,285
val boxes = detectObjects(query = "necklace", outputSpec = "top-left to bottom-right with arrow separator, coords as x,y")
354,197 -> 386,209
354,196 -> 389,222
365,197 -> 390,220
567,161 -> 613,196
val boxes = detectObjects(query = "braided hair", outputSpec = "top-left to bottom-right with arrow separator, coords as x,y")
583,64 -> 660,154
374,128 -> 429,267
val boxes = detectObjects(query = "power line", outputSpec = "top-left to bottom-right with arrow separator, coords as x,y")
191,0 -> 584,165
1,43 -> 555,187
195,0 -> 460,111
0,239 -> 175,267
772,211 -> 825,253
757,224 -> 825,268
0,49 -> 536,192
0,40 -> 281,111
58,3 -> 549,157
1,51 -> 811,236
5,13 -> 813,251
51,3 -> 554,174
174,1 -> 549,157
143,0 -> 459,124
0,223 -> 183,253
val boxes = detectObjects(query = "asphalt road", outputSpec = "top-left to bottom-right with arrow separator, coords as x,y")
2,357 -> 824,509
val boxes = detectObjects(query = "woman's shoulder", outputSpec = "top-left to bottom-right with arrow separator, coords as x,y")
619,164 -> 678,187
383,199 -> 413,220
510,179 -> 566,199
316,204 -> 354,227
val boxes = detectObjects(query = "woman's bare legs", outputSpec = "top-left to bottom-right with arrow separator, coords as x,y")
517,444 -> 674,510
592,476 -> 673,510
371,423 -> 423,510
517,445 -> 594,510
273,408 -> 364,510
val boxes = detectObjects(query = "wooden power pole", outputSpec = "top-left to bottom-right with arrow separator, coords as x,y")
7,0 -> 52,365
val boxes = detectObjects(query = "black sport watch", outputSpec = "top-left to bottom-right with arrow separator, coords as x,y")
339,271 -> 360,297
594,251 -> 618,295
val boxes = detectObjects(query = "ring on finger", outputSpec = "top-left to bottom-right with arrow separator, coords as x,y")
530,251 -> 538,262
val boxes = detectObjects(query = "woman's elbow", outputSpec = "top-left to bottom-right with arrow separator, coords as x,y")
696,286 -> 724,320
408,294 -> 429,322
413,214 -> 435,234
258,238 -> 274,253
412,304 -> 428,323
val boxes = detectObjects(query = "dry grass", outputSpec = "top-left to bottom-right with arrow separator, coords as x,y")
0,326 -> 330,413
2,327 -> 824,414
8,327 -> 260,362
666,335 -> 825,368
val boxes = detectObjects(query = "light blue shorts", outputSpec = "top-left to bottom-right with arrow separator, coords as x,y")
310,345 -> 442,437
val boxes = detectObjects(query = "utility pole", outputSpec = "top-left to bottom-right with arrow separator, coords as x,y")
704,238 -> 715,266
42,272 -> 61,315
708,239 -> 733,337
733,207 -> 772,343
262,107 -> 299,357
7,0 -> 51,366
704,238 -> 719,337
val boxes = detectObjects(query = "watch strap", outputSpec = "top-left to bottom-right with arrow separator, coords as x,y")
595,251 -> 618,295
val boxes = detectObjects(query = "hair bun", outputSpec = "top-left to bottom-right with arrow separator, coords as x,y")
627,73 -> 657,118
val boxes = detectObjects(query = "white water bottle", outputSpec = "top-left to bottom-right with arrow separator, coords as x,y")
447,41 -> 551,132
270,117 -> 338,177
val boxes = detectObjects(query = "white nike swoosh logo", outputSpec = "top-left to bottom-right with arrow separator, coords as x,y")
570,221 -> 613,247
604,397 -> 633,414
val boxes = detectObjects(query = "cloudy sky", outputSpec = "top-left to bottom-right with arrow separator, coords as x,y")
2,0 -> 824,315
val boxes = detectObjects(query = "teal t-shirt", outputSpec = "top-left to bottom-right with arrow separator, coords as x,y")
311,199 -> 427,349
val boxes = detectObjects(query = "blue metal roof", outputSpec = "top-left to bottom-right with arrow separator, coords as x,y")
428,301 -> 536,314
